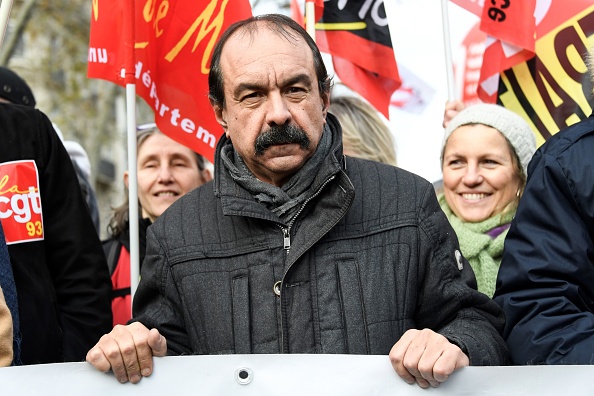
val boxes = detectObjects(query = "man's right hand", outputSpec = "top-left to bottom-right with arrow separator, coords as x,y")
85,322 -> 167,383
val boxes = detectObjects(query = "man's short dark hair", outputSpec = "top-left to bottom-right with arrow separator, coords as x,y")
208,14 -> 333,109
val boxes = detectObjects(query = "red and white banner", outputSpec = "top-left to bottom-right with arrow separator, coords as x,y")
0,160 -> 43,245
88,0 -> 252,163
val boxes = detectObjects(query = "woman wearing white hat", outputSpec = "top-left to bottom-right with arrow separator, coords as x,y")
439,103 -> 537,297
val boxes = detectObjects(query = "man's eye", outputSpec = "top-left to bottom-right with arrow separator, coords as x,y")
287,87 -> 304,94
242,92 -> 260,100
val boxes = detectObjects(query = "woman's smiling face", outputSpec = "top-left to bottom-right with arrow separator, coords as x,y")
442,124 -> 521,223
125,133 -> 208,222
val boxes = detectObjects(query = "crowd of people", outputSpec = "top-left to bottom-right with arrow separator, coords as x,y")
0,11 -> 593,391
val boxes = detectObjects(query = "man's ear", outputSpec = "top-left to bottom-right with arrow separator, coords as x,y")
201,168 -> 213,183
212,103 -> 228,132
321,94 -> 330,118
123,170 -> 130,189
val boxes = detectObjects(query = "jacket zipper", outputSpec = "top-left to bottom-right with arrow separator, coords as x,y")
277,174 -> 336,254
277,174 -> 336,353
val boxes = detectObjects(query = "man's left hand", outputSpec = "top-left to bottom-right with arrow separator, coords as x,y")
389,328 -> 469,388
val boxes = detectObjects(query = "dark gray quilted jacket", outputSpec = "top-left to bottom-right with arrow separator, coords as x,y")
133,115 -> 509,365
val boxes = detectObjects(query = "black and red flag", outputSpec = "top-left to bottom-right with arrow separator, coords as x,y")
313,0 -> 401,119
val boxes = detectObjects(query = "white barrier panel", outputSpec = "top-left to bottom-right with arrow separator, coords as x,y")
1,354 -> 593,395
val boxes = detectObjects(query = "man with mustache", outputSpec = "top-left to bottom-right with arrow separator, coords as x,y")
86,14 -> 508,388
254,124 -> 310,156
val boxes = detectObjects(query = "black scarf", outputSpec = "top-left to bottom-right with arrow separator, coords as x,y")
221,124 -> 332,222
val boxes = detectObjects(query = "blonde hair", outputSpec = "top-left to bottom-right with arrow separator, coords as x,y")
329,96 -> 397,166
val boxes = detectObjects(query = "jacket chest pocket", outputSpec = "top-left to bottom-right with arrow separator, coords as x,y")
313,238 -> 414,355
312,253 -> 369,354
172,249 -> 283,355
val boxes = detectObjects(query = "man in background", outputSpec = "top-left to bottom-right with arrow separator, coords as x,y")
0,66 -> 101,233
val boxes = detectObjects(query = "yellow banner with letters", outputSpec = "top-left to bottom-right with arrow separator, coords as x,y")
497,4 -> 594,146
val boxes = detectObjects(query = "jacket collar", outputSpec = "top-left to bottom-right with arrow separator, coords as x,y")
213,113 -> 346,221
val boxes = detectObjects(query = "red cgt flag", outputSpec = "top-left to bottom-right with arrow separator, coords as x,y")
88,0 -> 252,163
312,0 -> 400,119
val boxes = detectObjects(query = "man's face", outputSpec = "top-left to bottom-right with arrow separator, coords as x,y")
213,25 -> 329,187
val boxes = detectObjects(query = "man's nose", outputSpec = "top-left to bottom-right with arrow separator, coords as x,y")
265,92 -> 291,126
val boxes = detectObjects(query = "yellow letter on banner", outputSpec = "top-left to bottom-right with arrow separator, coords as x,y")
164,0 -> 228,74
143,0 -> 169,38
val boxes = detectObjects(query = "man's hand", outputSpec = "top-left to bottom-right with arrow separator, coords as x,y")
85,322 -> 167,384
389,328 -> 469,388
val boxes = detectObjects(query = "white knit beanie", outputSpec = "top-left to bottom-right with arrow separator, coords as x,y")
443,103 -> 537,176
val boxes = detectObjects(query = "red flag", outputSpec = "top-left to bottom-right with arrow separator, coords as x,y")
450,0 -> 483,17
459,1 -> 594,143
459,22 -> 487,105
307,0 -> 324,28
315,0 -> 400,119
88,0 -> 252,163
480,0 -> 536,51
290,0 -> 305,26
290,0 -> 324,30
478,0 -> 538,103
390,65 -> 436,115
494,1 -> 594,142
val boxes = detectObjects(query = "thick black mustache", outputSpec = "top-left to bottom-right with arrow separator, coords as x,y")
254,124 -> 310,156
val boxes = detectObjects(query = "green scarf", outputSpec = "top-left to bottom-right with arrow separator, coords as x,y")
438,194 -> 515,297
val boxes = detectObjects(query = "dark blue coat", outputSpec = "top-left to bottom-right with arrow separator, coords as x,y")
494,114 -> 594,364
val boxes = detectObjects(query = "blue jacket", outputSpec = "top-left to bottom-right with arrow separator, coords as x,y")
494,114 -> 594,364
133,114 -> 509,364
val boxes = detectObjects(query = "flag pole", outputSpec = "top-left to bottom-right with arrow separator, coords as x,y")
124,0 -> 140,303
305,0 -> 315,40
441,0 -> 457,101
0,0 -> 13,49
